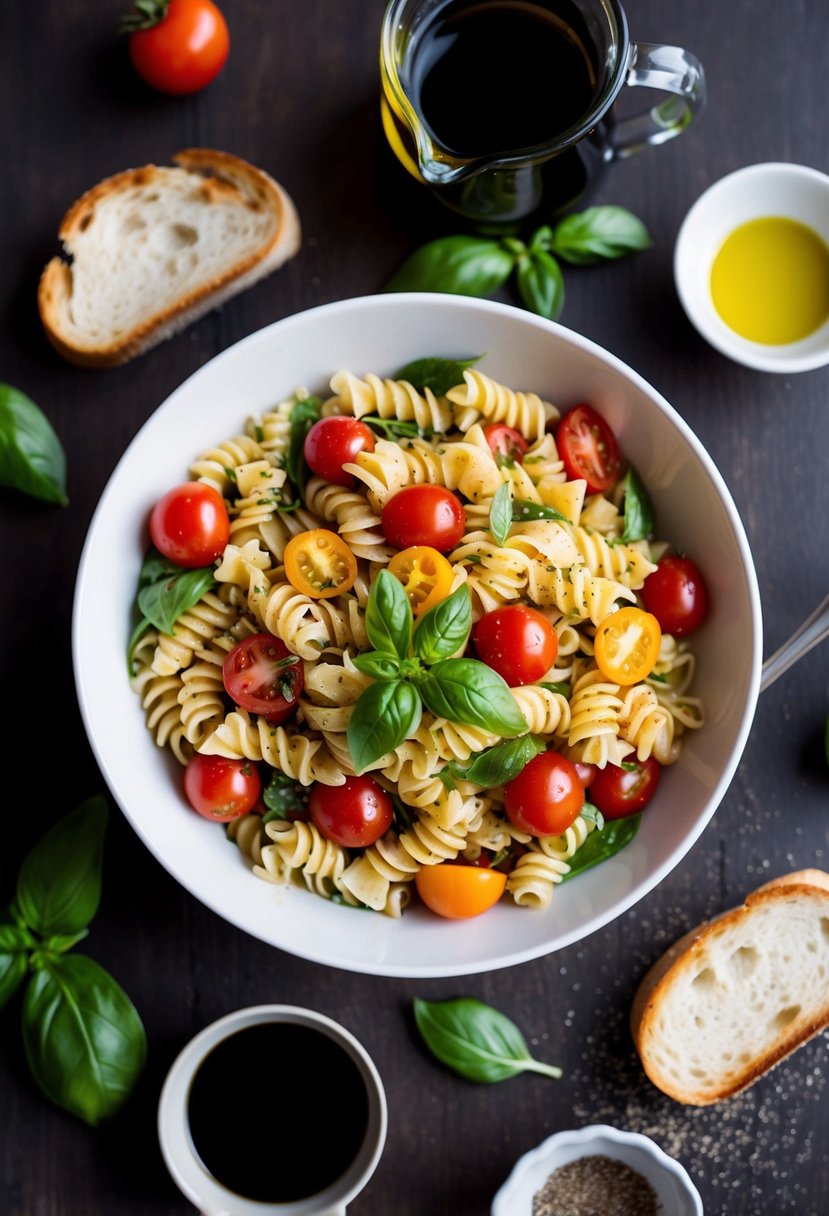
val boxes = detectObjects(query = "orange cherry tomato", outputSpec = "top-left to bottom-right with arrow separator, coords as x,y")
415,863 -> 507,919
594,606 -> 662,685
388,545 -> 454,616
283,529 -> 357,599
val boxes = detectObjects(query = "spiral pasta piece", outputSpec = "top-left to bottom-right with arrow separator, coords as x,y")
527,562 -> 635,625
136,671 -> 192,765
330,370 -> 454,433
506,849 -> 569,908
198,709 -> 346,786
227,459 -> 290,547
177,657 -> 226,747
345,435 -> 502,511
190,433 -> 265,495
303,476 -> 394,563
447,369 -> 558,439
510,683 -> 571,736
617,683 -> 679,764
567,666 -> 633,768
263,819 -> 358,903
563,524 -> 657,589
150,591 -> 238,677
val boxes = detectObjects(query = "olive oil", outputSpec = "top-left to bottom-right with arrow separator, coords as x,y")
710,216 -> 829,345
410,0 -> 598,158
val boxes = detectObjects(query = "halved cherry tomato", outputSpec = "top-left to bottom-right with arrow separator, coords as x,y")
594,606 -> 661,686
483,423 -> 529,466
303,416 -> 375,488
124,0 -> 230,96
183,753 -> 261,822
309,776 -> 393,848
222,633 -> 303,722
504,751 -> 584,837
589,757 -> 661,819
472,604 -> 558,686
283,528 -> 357,598
381,485 -> 466,553
149,481 -> 229,568
641,555 -> 709,636
388,545 -> 454,616
554,403 -> 620,494
415,863 -> 507,919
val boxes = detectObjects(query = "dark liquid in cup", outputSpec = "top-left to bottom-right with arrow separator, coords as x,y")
187,1022 -> 370,1203
411,0 -> 598,158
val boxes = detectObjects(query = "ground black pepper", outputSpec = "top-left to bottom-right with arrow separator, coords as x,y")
531,1153 -> 660,1216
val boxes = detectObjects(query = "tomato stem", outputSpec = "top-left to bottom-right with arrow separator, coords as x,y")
119,0 -> 170,34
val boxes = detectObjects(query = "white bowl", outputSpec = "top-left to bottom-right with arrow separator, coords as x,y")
72,293 -> 762,978
490,1124 -> 703,1215
674,161 -> 829,372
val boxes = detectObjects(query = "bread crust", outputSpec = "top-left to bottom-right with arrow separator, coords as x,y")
630,871 -> 829,1105
37,149 -> 301,368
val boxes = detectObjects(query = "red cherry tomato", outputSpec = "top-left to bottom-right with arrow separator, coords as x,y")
504,751 -> 584,837
184,753 -> 261,822
381,485 -> 466,552
589,757 -> 661,819
222,633 -> 303,722
641,555 -> 709,636
472,605 -> 558,686
483,423 -> 529,465
125,0 -> 230,96
554,403 -> 620,494
415,864 -> 507,919
149,482 -> 229,568
309,776 -> 393,848
303,416 -> 376,488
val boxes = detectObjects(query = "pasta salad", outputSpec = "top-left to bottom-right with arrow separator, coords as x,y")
129,356 -> 707,921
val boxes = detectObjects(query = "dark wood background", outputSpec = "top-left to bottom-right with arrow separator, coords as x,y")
1,1 -> 828,1213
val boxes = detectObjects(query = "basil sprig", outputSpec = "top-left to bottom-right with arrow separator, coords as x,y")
127,546 -> 217,672
437,734 -> 546,790
0,383 -> 67,505
347,574 -> 527,773
384,206 -> 650,322
618,466 -> 654,543
413,997 -> 562,1083
560,812 -> 641,883
394,355 -> 483,397
1,798 -> 147,1125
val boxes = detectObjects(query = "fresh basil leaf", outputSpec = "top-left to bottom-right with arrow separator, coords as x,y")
550,205 -> 652,266
22,954 -> 147,1125
619,466 -> 654,543
362,415 -> 423,440
419,658 -> 527,736
285,395 -> 322,493
412,584 -> 472,665
579,801 -> 605,830
516,249 -> 565,321
439,735 -> 546,790
559,813 -> 641,882
43,930 -> 89,955
351,651 -> 403,681
529,225 -> 554,253
0,383 -> 67,505
0,924 -> 34,1011
16,798 -> 108,938
365,569 -> 412,658
347,680 -> 422,773
394,355 -> 483,397
261,772 -> 309,825
488,482 -> 513,546
136,563 -> 217,636
413,997 -> 562,1083
384,236 -> 516,298
539,681 -> 571,698
512,499 -> 571,524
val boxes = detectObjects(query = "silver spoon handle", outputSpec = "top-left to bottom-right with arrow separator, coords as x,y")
760,591 -> 829,693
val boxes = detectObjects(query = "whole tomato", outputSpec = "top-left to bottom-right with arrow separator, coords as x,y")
122,0 -> 230,96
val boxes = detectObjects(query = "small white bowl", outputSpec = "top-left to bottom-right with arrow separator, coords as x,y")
674,161 -> 829,372
491,1124 -> 703,1216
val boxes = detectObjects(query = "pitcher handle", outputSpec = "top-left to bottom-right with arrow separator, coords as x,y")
611,42 -> 706,159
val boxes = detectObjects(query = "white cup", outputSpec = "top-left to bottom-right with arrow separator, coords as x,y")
158,1005 -> 388,1216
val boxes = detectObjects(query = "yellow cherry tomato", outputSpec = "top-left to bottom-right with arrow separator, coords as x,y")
388,545 -> 455,616
594,606 -> 662,685
283,529 -> 357,599
415,863 -> 507,919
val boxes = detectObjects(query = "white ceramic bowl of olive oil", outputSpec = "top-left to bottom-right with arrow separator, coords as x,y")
674,162 -> 829,372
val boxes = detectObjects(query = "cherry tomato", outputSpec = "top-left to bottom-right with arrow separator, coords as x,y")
554,403 -> 620,494
594,606 -> 662,686
415,863 -> 507,919
504,751 -> 584,837
641,555 -> 709,637
222,633 -> 303,722
124,0 -> 230,96
184,753 -> 261,822
472,604 -> 558,686
573,761 -> 598,789
149,482 -> 229,568
381,485 -> 466,553
388,545 -> 454,617
589,757 -> 661,819
309,776 -> 393,848
283,528 -> 358,599
483,423 -> 529,465
303,417 -> 376,488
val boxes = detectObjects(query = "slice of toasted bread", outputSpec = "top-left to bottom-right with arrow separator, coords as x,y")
38,148 -> 301,368
630,870 -> 829,1105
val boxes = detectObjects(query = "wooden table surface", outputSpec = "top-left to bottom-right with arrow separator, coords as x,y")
2,1 -> 828,1213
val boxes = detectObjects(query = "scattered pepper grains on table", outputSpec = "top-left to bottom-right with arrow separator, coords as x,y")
531,1154 -> 659,1216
